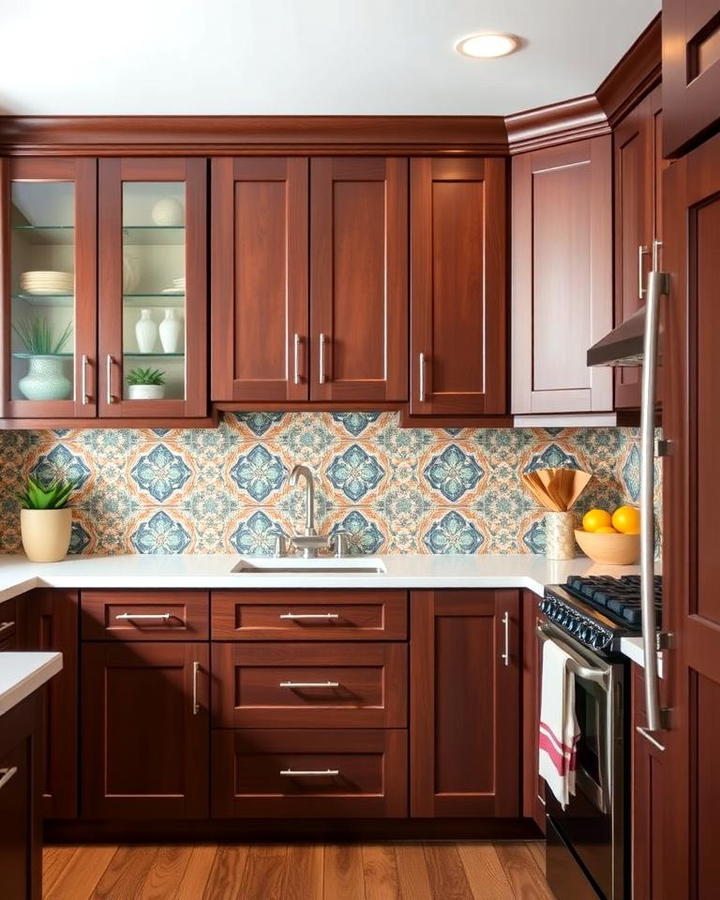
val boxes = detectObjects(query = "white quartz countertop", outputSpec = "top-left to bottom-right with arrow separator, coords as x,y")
0,552 -> 645,600
0,651 -> 62,718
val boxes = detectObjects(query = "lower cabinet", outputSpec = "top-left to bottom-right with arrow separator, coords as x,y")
410,589 -> 521,817
81,641 -> 209,819
522,590 -> 546,832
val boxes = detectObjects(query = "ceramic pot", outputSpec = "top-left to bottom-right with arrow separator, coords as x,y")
18,356 -> 72,401
158,308 -> 182,353
135,309 -> 158,353
122,248 -> 141,293
151,197 -> 184,226
128,384 -> 165,400
20,508 -> 72,562
545,511 -> 576,560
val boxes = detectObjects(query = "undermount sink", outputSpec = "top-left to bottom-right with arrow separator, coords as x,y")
231,557 -> 386,575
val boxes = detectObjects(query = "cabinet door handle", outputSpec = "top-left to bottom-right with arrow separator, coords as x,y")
293,333 -> 301,385
279,681 -> 340,689
106,355 -> 115,404
0,621 -> 15,635
501,610 -> 510,666
279,612 -> 340,620
81,354 -> 91,404
115,613 -> 172,621
318,333 -> 327,384
280,768 -> 339,777
192,661 -> 200,715
0,766 -> 18,792
418,352 -> 426,403
638,245 -> 650,299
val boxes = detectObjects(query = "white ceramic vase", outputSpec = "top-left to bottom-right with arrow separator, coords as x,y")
128,384 -> 165,400
20,508 -> 72,562
545,511 -> 576,560
159,308 -> 182,353
123,248 -> 141,293
18,356 -> 72,401
135,309 -> 158,353
151,197 -> 184,226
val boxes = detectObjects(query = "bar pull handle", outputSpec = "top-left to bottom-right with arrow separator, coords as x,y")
106,355 -> 115,404
501,610 -> 510,666
279,681 -> 340,689
192,661 -> 200,715
115,613 -> 172,621
318,333 -> 327,384
638,245 -> 650,299
636,725 -> 666,752
81,354 -> 91,404
0,767 -> 18,792
293,333 -> 301,385
0,621 -> 15,635
280,769 -> 339,777
279,612 -> 340,621
418,352 -> 426,403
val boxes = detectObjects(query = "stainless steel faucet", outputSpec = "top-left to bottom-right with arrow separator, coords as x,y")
289,464 -> 316,535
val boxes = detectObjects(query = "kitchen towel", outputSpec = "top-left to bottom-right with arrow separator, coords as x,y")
538,637 -> 581,809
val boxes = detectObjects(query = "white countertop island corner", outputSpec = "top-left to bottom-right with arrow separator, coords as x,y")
0,651 -> 62,718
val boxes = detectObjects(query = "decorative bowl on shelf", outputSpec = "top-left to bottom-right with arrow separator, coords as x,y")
574,529 -> 641,565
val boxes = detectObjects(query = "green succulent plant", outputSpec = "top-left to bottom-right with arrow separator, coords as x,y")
12,317 -> 72,355
17,475 -> 76,510
126,367 -> 166,386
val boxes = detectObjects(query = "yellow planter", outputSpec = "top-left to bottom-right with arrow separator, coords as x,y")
20,508 -> 72,562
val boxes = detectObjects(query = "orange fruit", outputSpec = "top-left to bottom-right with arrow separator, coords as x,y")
612,505 -> 641,534
595,526 -> 618,534
582,509 -> 613,532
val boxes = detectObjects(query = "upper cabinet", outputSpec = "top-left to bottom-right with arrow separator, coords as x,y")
2,157 -> 97,419
511,138 -> 613,415
211,156 -> 408,404
664,0 -> 720,157
614,86 -> 665,410
409,158 -> 507,416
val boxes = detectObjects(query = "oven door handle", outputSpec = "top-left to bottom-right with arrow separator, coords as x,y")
536,625 -> 610,686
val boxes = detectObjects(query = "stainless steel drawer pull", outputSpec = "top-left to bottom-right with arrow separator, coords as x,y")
279,612 -> 340,621
418,351 -> 426,403
106,354 -> 115,404
318,333 -> 327,384
280,681 -> 340,689
638,244 -> 649,299
636,726 -> 666,752
537,793 -> 546,807
0,621 -> 15,635
293,333 -> 301,385
81,354 -> 90,404
192,661 -> 200,715
115,613 -> 173,621
280,768 -> 339,777
501,610 -> 510,666
0,766 -> 18,791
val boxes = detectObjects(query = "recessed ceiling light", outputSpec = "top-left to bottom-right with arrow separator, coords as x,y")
455,32 -> 520,59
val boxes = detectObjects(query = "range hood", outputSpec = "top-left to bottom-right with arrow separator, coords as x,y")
587,306 -> 645,367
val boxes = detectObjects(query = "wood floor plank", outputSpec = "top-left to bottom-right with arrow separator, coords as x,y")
282,845 -> 323,900
45,845 -> 116,900
90,846 -> 158,900
242,845 -> 287,900
457,844 -> 515,900
362,844 -> 401,900
42,846 -> 80,895
394,844 -> 433,900
323,845 -> 364,900
525,841 -> 546,876
423,844 -> 474,900
175,846 -> 218,900
496,843 -> 555,900
137,845 -> 193,900
202,845 -> 250,900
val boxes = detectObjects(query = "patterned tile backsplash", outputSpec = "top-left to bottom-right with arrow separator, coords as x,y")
0,412 -> 660,557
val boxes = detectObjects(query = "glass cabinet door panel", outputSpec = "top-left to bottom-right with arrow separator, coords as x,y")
2,158 -> 97,419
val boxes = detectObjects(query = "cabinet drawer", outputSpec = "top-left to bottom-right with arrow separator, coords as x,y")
0,597 -> 17,651
211,590 -> 407,640
81,591 -> 209,640
212,728 -> 407,818
212,642 -> 406,728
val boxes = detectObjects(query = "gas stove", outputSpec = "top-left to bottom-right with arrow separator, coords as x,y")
541,574 -> 663,655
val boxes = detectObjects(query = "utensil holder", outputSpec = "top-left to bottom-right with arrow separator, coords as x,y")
545,511 -> 576,560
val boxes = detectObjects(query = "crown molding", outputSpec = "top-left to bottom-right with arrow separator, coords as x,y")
505,95 -> 610,154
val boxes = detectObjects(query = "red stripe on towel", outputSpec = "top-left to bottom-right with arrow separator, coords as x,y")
539,721 -> 579,756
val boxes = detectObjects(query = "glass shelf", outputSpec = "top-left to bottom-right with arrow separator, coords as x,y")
12,352 -> 73,359
123,352 -> 185,359
122,226 -> 185,246
13,293 -> 74,307
12,225 -> 75,246
123,293 -> 185,308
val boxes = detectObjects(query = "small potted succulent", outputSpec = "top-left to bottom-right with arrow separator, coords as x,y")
12,317 -> 73,400
17,475 -> 76,562
126,367 -> 166,400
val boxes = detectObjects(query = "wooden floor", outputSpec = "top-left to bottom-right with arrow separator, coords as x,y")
43,841 -> 554,899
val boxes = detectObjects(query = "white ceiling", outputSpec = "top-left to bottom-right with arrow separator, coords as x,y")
0,0 -> 660,116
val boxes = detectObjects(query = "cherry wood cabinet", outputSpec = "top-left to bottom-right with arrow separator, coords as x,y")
80,589 -> 209,641
614,86 -> 665,410
511,138 -> 613,414
212,156 -> 408,404
19,590 -> 78,820
664,0 -> 720,157
0,597 -> 18,651
521,590 -> 546,833
410,158 -> 507,416
410,589 -> 520,817
81,641 -> 209,819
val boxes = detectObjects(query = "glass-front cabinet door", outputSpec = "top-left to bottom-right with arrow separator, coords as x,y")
2,158 -> 97,419
98,158 -> 207,418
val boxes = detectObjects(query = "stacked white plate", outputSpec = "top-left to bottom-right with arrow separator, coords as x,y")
162,276 -> 186,295
20,270 -> 74,296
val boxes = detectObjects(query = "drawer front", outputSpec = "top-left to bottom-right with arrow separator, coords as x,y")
211,590 -> 407,640
0,597 -> 17,651
81,591 -> 209,640
212,642 -> 407,728
212,728 -> 407,818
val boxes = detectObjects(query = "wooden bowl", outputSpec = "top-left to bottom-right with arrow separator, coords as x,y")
574,529 -> 641,565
